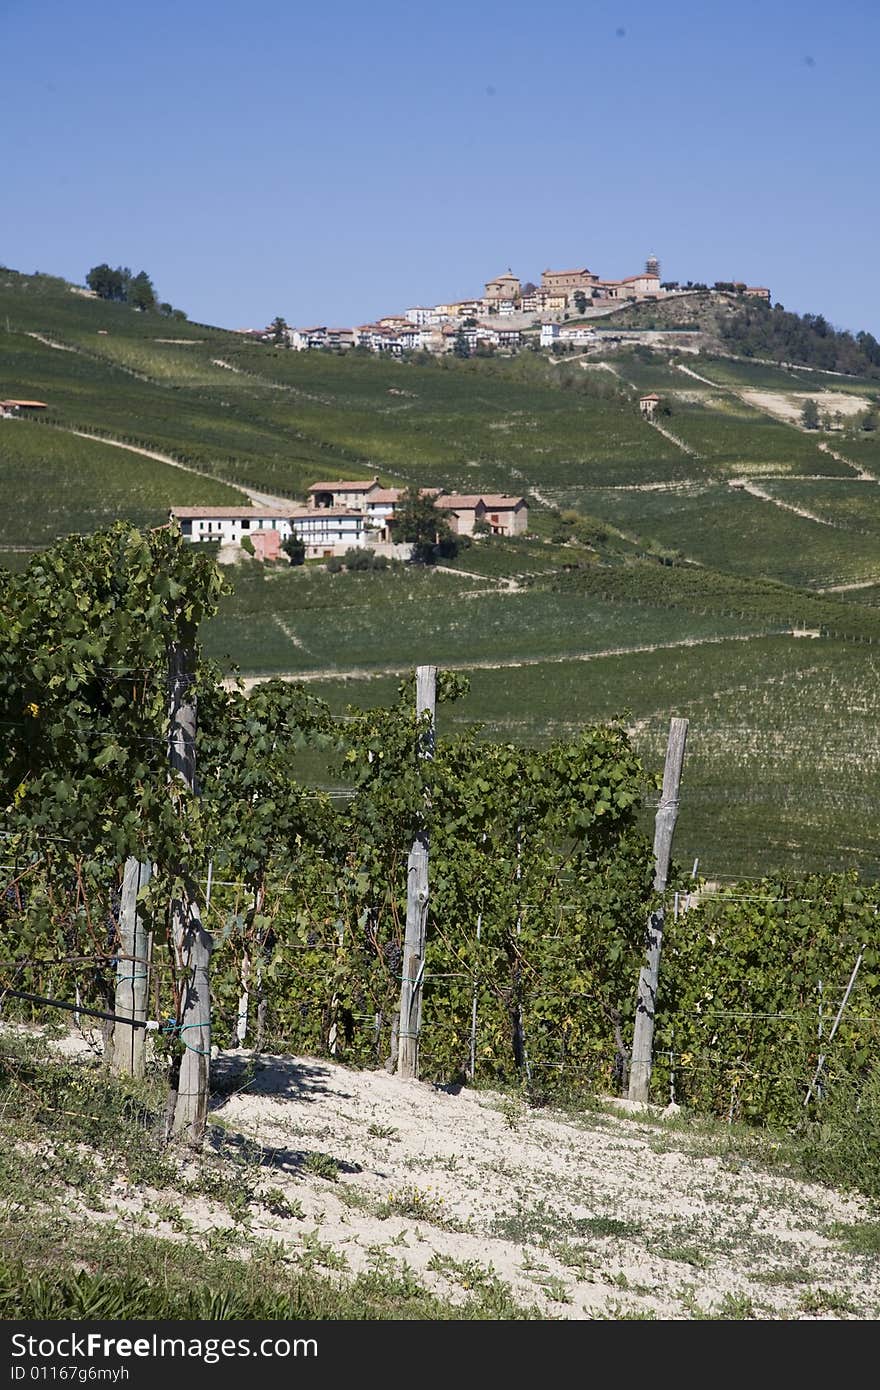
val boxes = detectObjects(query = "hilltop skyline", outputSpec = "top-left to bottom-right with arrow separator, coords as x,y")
2,0 -> 878,336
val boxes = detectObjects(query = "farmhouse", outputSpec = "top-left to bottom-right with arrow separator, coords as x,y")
169,504 -> 371,559
639,393 -> 662,419
169,506 -> 295,545
362,485 -> 444,539
308,477 -> 381,509
0,399 -> 48,416
290,507 -> 370,556
435,493 -> 529,537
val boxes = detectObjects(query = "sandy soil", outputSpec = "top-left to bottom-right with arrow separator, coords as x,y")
46,1032 -> 880,1320
740,390 -> 871,423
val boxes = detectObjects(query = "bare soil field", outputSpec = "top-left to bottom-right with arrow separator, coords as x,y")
740,389 -> 871,424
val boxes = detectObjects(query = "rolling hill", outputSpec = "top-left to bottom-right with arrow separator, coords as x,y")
3,266 -> 880,878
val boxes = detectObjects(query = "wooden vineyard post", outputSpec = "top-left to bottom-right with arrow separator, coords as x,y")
111,856 -> 152,1077
628,717 -> 688,1104
165,635 -> 212,1148
397,665 -> 436,1079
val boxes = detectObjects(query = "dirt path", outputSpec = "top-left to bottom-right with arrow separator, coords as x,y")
646,417 -> 700,457
675,362 -> 719,389
434,563 -> 520,592
60,428 -> 296,508
818,440 -> 876,482
729,478 -> 837,527
225,629 -> 789,691
25,331 -> 76,352
818,577 -> 880,593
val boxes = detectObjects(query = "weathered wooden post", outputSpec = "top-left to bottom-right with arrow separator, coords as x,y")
110,856 -> 152,1077
397,665 -> 436,1079
628,717 -> 688,1103
165,634 -> 212,1147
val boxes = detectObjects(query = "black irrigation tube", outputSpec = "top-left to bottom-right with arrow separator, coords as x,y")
1,987 -> 148,1030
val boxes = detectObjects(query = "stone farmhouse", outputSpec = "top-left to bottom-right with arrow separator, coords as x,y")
435,493 -> 529,537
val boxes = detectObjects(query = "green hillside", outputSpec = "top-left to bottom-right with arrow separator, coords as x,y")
3,266 -> 880,877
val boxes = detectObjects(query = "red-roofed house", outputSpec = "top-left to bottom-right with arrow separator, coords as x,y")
308,478 -> 381,509
435,494 -> 528,536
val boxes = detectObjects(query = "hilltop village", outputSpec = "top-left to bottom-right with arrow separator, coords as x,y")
249,258 -> 771,357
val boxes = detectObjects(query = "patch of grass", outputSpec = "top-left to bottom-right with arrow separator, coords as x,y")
754,1264 -> 815,1286
0,1212 -> 536,1319
376,1185 -> 447,1225
652,1242 -> 708,1267
366,1122 -> 399,1140
575,1215 -> 643,1240
302,1151 -> 340,1182
797,1287 -> 858,1316
830,1220 -> 880,1255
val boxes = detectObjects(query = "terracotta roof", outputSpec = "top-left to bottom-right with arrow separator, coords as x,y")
173,506 -> 367,521
640,393 -> 661,401
436,494 -> 526,511
1,399 -> 48,408
365,489 -> 403,505
289,507 -> 366,520
435,494 -> 483,510
307,478 -> 380,493
367,487 -> 443,505
170,507 -> 291,519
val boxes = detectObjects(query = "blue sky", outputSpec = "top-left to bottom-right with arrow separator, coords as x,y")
3,0 -> 878,335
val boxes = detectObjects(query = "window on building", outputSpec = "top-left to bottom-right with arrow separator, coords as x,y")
241,519 -> 250,529
181,519 -> 192,536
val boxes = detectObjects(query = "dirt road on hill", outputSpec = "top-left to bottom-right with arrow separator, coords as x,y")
224,629 -> 787,691
60,428 -> 294,508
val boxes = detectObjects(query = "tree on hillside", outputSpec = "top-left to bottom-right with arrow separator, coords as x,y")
573,291 -> 588,314
86,263 -> 131,302
86,263 -> 163,313
270,316 -> 289,346
453,328 -> 470,359
800,398 -> 821,430
389,487 -> 459,564
860,408 -> 877,432
128,270 -> 157,311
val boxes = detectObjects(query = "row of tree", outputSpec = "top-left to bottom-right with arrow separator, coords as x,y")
85,264 -> 185,318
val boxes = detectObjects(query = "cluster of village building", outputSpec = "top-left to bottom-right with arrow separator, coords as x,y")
170,478 -> 529,561
248,260 -> 770,359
